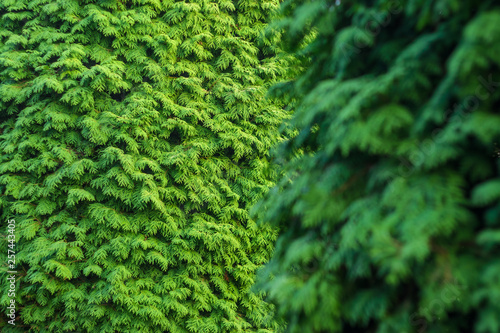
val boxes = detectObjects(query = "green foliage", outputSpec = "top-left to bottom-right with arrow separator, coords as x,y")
253,0 -> 500,332
0,0 -> 291,331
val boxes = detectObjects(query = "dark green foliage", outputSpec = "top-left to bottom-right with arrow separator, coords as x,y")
253,0 -> 500,332
0,0 -> 289,331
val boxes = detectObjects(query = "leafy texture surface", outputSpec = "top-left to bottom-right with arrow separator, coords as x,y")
0,0 -> 289,331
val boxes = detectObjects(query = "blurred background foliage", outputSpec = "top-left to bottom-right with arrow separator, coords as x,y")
253,0 -> 500,332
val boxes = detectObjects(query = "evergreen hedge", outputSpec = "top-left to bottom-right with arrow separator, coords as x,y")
253,0 -> 500,332
0,0 -> 289,331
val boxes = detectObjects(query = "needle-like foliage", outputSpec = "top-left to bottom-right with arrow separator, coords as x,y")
0,0 -> 290,331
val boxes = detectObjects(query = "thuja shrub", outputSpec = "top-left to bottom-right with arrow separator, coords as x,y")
0,0 -> 290,331
253,0 -> 500,332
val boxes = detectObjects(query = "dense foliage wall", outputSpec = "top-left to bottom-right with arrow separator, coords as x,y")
253,0 -> 500,332
0,0 -> 290,331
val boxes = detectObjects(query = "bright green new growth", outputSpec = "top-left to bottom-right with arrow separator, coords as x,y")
0,0 -> 289,331
254,0 -> 500,332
